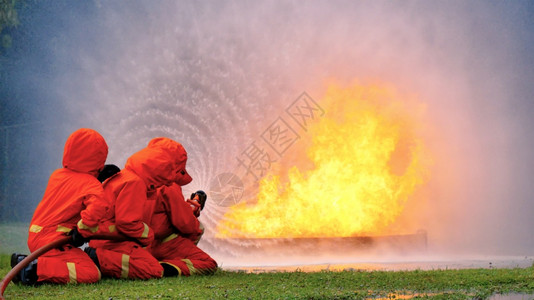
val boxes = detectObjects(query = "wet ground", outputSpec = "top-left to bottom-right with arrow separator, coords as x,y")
370,292 -> 534,300
220,255 -> 534,273
219,255 -> 534,299
488,293 -> 534,300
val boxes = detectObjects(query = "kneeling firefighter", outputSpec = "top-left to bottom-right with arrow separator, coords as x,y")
12,128 -> 110,285
145,137 -> 218,276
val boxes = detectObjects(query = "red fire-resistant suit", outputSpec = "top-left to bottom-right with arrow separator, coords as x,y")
88,144 -> 177,280
27,128 -> 109,284
142,138 -> 217,276
149,183 -> 218,276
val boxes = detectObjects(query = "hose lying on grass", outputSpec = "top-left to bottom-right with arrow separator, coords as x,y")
0,233 -> 131,300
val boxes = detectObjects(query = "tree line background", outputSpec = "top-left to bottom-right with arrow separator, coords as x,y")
1,0 -> 61,222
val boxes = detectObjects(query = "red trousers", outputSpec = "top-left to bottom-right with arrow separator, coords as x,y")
37,246 -> 100,284
151,235 -> 217,276
91,241 -> 163,279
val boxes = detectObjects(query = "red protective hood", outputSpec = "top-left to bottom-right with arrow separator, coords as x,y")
148,137 -> 191,185
62,128 -> 108,174
125,146 -> 176,190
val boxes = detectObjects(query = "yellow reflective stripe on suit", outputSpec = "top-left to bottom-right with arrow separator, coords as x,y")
29,224 -> 43,233
141,223 -> 150,238
121,254 -> 130,278
67,262 -> 77,283
77,219 -> 99,233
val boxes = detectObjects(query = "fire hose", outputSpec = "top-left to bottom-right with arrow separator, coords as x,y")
0,233 -> 130,300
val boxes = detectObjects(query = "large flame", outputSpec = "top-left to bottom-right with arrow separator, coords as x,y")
217,82 -> 431,238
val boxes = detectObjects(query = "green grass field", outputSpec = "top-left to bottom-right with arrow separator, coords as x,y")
1,254 -> 533,299
0,223 -> 29,255
1,224 -> 534,299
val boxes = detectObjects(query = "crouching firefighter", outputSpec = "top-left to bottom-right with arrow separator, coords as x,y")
144,137 -> 218,276
11,128 -> 110,285
82,140 -> 184,280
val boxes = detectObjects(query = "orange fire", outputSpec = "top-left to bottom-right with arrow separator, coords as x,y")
216,82 -> 431,238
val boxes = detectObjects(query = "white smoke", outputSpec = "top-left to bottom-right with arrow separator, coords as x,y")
16,0 -> 534,260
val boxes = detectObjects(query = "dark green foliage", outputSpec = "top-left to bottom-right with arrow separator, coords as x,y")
0,0 -> 20,52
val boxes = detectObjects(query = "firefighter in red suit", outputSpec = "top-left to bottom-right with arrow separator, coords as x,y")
13,128 -> 110,285
144,138 -> 217,276
151,186 -> 217,276
85,142 -> 179,280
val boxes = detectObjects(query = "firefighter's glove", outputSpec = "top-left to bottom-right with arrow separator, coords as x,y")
187,198 -> 202,217
68,227 -> 89,247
